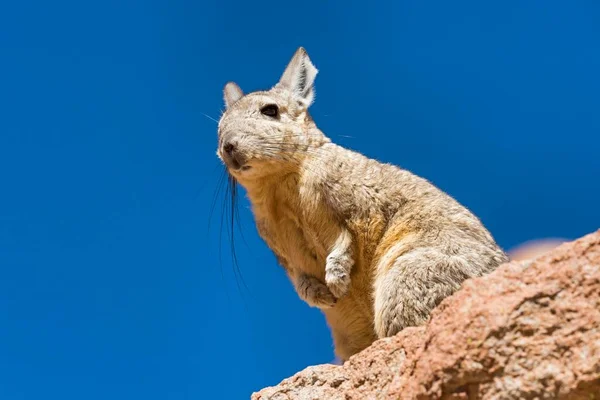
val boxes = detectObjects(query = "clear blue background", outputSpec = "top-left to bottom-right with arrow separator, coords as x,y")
1,1 -> 599,398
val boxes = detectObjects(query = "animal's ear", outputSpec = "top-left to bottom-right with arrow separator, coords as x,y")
276,47 -> 318,108
223,82 -> 243,109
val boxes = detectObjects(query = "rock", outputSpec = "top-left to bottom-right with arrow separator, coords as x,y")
252,230 -> 600,399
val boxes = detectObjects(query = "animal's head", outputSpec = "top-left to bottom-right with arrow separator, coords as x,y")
217,47 -> 328,181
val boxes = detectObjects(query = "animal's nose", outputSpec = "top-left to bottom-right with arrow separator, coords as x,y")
221,141 -> 245,169
223,142 -> 236,156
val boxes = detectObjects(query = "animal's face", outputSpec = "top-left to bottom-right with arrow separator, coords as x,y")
217,47 -> 321,180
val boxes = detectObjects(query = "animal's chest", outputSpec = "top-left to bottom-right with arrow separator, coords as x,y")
253,196 -> 335,279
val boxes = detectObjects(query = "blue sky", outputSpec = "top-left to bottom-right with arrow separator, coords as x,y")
1,1 -> 599,398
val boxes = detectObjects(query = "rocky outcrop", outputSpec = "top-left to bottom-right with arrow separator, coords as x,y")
252,230 -> 600,399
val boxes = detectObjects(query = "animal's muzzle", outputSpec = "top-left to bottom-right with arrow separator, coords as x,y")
221,140 -> 246,170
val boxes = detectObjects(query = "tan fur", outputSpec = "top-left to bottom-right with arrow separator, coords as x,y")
217,47 -> 509,361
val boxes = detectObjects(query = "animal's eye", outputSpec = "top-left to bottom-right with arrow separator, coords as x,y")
260,104 -> 279,118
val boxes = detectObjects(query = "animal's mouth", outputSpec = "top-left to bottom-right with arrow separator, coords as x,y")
229,158 -> 242,170
226,157 -> 252,172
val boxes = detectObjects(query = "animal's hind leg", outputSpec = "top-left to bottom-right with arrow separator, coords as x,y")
373,248 -> 469,338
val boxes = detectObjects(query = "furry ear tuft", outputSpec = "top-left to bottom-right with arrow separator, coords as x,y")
223,82 -> 243,108
277,47 -> 318,108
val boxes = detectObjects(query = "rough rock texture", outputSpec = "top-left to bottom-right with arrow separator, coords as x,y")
252,230 -> 600,399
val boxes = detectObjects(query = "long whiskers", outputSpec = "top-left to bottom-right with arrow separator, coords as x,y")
207,166 -> 252,309
201,112 -> 220,124
247,143 -> 337,178
222,173 -> 251,306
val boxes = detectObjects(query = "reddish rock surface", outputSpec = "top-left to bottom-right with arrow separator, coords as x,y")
252,230 -> 600,399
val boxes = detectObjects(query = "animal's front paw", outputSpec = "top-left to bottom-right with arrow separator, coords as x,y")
325,254 -> 352,299
297,274 -> 337,309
